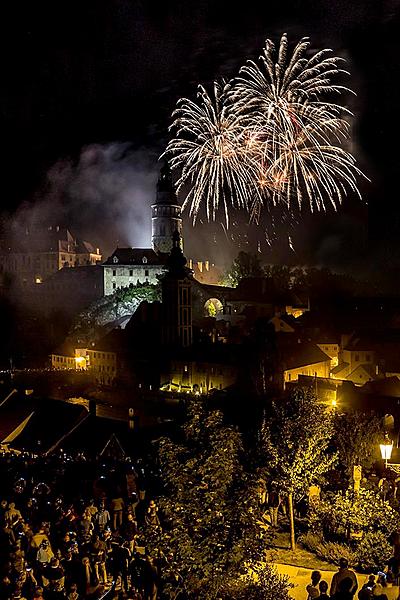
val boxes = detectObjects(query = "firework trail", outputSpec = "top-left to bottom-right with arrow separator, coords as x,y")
164,33 -> 366,227
164,81 -> 263,226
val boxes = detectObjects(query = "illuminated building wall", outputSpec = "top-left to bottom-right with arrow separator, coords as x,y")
50,347 -> 117,385
284,359 -> 331,386
161,360 -> 237,393
103,249 -> 165,295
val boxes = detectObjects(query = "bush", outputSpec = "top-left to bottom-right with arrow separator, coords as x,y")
300,532 -> 357,567
356,531 -> 392,573
223,564 -> 293,599
307,488 -> 399,541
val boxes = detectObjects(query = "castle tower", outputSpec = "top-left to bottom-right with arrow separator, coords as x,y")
162,230 -> 193,348
151,163 -> 183,254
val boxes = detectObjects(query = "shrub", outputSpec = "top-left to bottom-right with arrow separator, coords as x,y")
356,531 -> 392,572
300,532 -> 357,567
223,563 -> 293,599
307,488 -> 399,542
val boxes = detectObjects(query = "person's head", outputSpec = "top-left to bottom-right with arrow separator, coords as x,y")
50,557 -> 59,567
368,575 -> 376,584
338,577 -> 353,592
311,571 -> 322,586
127,513 -> 134,521
377,572 -> 387,586
339,557 -> 349,570
319,579 -> 328,593
9,502 -> 15,510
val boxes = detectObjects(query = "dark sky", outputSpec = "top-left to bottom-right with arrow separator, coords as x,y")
0,0 -> 399,270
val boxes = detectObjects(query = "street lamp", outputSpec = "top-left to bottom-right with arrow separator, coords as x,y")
380,434 -> 393,469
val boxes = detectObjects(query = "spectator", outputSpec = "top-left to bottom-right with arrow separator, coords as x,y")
330,559 -> 358,598
383,571 -> 400,600
333,577 -> 359,599
267,484 -> 281,528
94,505 -> 110,534
319,579 -> 330,599
110,497 -> 125,532
145,501 -> 161,531
142,555 -> 158,600
358,575 -> 376,599
306,570 -> 322,599
36,539 -> 54,567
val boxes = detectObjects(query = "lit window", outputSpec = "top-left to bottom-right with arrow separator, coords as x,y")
142,256 -> 148,264
113,256 -> 119,264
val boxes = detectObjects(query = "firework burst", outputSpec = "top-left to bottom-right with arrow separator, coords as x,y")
164,33 -> 366,227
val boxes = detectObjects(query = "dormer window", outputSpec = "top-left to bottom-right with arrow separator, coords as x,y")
142,256 -> 148,264
113,256 -> 119,264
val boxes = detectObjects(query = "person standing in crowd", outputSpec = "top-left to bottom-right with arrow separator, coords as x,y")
331,577 -> 358,600
267,483 -> 281,528
319,579 -> 330,599
110,496 -> 125,532
330,559 -> 358,598
382,571 -> 400,600
145,501 -> 161,531
142,554 -> 159,600
95,504 -> 110,533
306,570 -> 322,599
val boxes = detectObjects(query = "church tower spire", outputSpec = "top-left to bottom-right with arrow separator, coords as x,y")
151,163 -> 183,254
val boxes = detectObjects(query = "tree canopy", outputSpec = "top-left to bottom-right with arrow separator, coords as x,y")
147,399 -> 291,599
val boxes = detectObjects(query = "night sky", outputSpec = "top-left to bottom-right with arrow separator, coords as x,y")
0,0 -> 399,270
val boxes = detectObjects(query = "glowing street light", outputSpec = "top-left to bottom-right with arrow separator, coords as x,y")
380,434 -> 393,469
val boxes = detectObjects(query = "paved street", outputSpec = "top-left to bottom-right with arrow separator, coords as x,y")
274,563 -> 368,600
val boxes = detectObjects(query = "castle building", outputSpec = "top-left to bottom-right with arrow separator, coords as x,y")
0,226 -> 101,287
102,163 -> 183,295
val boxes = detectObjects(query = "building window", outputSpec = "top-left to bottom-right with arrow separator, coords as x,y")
355,354 -> 359,362
112,269 -> 116,277
113,282 -> 116,290
145,269 -> 149,277
113,256 -> 119,264
129,270 -> 133,277
142,256 -> 148,264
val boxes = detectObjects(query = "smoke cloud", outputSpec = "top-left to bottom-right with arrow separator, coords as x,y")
5,142 -> 161,258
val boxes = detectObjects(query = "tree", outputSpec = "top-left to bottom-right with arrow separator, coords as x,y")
223,251 -> 265,287
146,400 -> 291,600
258,388 -> 337,550
333,411 -> 383,486
70,282 -> 161,341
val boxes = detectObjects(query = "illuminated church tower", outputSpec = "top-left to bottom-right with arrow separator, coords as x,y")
162,230 -> 193,348
151,163 -> 183,254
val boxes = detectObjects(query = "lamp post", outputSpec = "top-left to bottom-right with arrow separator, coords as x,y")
380,434 -> 393,469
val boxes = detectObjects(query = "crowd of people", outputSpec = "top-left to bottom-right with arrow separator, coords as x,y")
306,558 -> 400,599
0,449 -> 164,600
